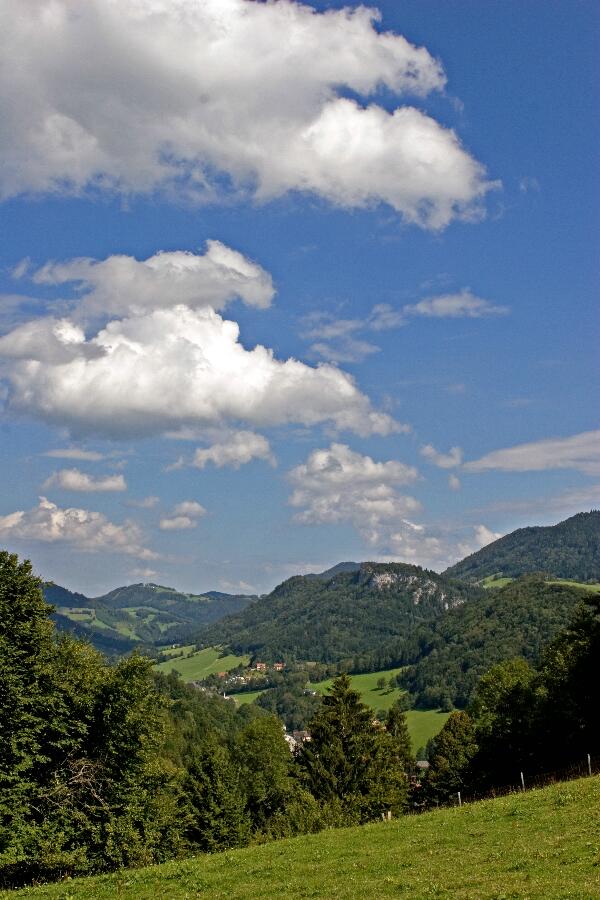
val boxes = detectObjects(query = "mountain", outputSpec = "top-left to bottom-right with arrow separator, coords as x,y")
444,511 -> 600,583
304,561 -> 361,580
399,576 -> 587,708
194,562 -> 480,665
44,581 -> 257,653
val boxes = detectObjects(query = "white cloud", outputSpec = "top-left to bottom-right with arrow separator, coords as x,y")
0,304 -> 398,438
159,499 -> 206,531
448,474 -> 461,491
473,524 -> 503,547
310,337 -> 380,365
192,431 -> 275,470
27,241 -> 274,319
0,496 -> 156,558
43,447 -> 105,461
0,0 -> 495,228
420,443 -> 463,469
159,516 -> 197,532
464,430 -> 600,475
127,496 -> 160,509
305,290 -> 504,364
130,567 -> 159,580
404,290 -> 508,318
288,442 -> 420,545
173,500 -> 206,518
43,468 -> 127,492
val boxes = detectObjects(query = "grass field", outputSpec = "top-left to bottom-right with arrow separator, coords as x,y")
8,775 -> 600,899
231,668 -> 449,751
154,646 -> 249,681
309,667 -> 405,712
482,574 -> 600,592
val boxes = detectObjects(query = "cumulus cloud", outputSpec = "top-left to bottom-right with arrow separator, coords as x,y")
288,442 -> 420,544
473,524 -> 503,547
0,0 -> 495,227
420,444 -> 463,468
0,304 -> 398,438
403,289 -> 508,318
159,499 -> 206,531
26,241 -> 274,319
0,496 -> 156,558
43,468 -> 127,492
192,431 -> 275,470
464,430 -> 600,475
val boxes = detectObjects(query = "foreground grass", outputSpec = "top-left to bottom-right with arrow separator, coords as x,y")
7,776 -> 600,899
154,646 -> 248,681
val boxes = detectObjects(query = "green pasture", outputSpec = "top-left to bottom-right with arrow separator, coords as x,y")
9,775 -> 600,899
154,646 -> 249,681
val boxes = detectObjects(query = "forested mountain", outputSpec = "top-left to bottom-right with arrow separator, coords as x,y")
444,511 -> 600,582
44,581 -> 257,653
399,576 -> 587,708
195,563 -> 480,665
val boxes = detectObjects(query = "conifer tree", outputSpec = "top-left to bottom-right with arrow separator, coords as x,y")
299,674 -> 408,823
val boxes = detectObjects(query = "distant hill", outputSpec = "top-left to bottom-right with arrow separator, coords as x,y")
444,511 -> 600,583
304,561 -> 361,580
195,562 -> 480,665
399,576 -> 586,708
44,581 -> 257,653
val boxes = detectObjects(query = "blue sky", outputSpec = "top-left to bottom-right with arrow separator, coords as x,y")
0,0 -> 598,595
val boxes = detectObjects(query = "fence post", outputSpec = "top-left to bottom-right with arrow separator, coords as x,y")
457,791 -> 462,807
520,771 -> 525,791
588,754 -> 592,777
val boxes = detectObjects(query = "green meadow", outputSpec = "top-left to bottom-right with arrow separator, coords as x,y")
8,775 -> 599,899
154,646 -> 249,681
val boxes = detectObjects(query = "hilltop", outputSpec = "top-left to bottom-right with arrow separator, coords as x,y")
444,510 -> 600,582
44,581 -> 257,654
195,562 -> 479,664
7,775 -> 600,899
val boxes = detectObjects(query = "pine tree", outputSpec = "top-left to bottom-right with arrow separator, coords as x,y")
184,737 -> 248,851
299,674 -> 408,823
424,711 -> 478,804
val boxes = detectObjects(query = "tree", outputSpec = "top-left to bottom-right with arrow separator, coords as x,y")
233,716 -> 299,833
385,701 -> 414,770
424,711 -> 478,804
184,737 -> 248,852
298,675 -> 408,823
469,658 -> 536,787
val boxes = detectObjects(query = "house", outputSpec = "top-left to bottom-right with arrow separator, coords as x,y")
254,662 -> 267,672
273,662 -> 285,671
292,730 -> 312,744
283,733 -> 298,752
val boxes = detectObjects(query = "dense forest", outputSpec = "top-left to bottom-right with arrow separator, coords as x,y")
194,562 -> 480,663
444,511 -> 600,582
423,588 -> 600,802
398,577 -> 587,708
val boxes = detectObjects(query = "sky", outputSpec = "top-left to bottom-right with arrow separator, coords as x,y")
0,0 -> 598,596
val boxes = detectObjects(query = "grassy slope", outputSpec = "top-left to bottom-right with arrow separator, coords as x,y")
482,574 -> 600,592
154,646 -> 248,681
9,776 -> 600,899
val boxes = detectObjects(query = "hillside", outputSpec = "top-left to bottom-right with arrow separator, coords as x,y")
195,562 -> 480,664
399,576 -> 586,707
7,775 -> 600,899
444,510 -> 600,582
44,581 -> 257,653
